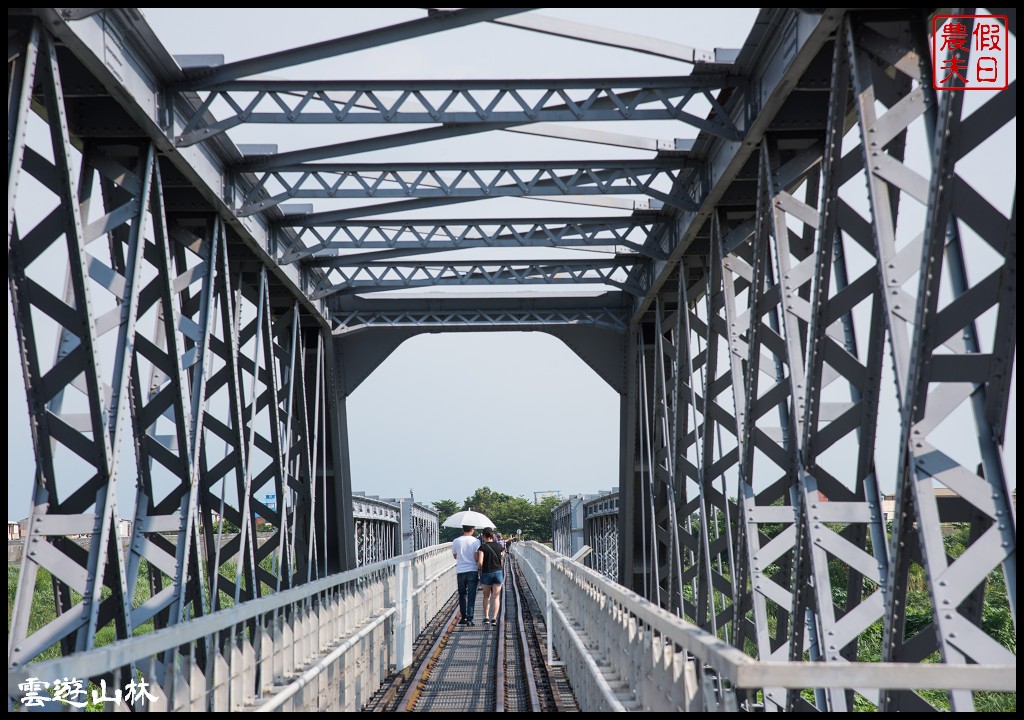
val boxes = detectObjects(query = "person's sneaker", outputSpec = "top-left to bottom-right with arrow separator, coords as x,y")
458,618 -> 469,625
468,620 -> 475,626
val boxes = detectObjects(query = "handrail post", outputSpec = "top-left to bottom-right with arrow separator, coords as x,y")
393,556 -> 414,671
545,553 -> 553,665
546,555 -> 566,667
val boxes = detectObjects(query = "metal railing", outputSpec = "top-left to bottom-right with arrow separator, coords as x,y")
512,542 -> 1016,712
7,546 -> 454,712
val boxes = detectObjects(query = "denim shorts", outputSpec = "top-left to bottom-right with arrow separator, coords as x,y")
479,570 -> 504,587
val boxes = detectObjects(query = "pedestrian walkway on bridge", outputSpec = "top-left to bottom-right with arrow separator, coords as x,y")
366,552 -> 578,712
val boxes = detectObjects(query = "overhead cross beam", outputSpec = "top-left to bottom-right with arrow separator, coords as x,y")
177,76 -> 743,146
491,12 -> 718,63
231,90 -> 703,169
173,8 -> 536,90
239,158 -> 696,216
332,306 -> 629,334
309,258 -> 644,299
284,216 -> 666,262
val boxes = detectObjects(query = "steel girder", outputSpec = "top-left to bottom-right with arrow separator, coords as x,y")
8,8 -> 1017,708
238,159 -> 694,217
333,307 -> 630,335
176,76 -> 743,147
283,217 -> 663,262
621,11 -> 1016,712
150,5 -> 717,335
552,500 -> 575,557
583,492 -> 620,580
309,258 -> 645,300
160,10 -> 730,338
8,24 -> 347,670
173,8 -> 535,91
406,501 -> 440,551
352,496 -> 401,567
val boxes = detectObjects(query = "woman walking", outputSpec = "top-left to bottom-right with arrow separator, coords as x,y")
476,528 -> 504,626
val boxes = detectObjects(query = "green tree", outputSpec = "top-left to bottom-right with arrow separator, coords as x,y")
462,486 -> 506,520
523,495 -> 561,542
428,488 -> 571,546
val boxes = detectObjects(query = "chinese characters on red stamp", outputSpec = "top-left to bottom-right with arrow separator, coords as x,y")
933,15 -> 1009,90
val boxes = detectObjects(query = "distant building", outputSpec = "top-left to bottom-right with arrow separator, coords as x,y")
8,521 -> 21,541
881,488 -> 1016,524
534,490 -> 562,504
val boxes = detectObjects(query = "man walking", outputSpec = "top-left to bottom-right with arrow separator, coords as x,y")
452,525 -> 480,626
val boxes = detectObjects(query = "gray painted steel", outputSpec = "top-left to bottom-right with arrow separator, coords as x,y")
350,494 -> 440,566
516,542 -> 1015,711
582,490 -> 620,580
7,7 -> 1016,712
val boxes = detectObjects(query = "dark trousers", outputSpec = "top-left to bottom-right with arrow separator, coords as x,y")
456,571 -> 478,620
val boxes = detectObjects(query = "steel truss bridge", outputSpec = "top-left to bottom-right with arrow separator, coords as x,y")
7,7 -> 1016,712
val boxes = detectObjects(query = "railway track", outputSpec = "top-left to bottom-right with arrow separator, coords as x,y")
364,553 -> 578,712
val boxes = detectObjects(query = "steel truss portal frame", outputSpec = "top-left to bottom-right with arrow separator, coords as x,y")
6,7 -> 1016,713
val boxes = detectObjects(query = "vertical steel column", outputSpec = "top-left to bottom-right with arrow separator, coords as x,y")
636,325 -> 661,605
200,232 -> 258,610
652,293 -> 687,614
302,333 -> 326,580
678,267 -> 737,640
7,21 -> 39,247
764,37 -> 892,711
618,325 -> 642,591
718,146 -> 807,708
693,232 -> 742,646
230,268 -> 269,604
326,337 -> 358,572
247,277 -> 291,592
122,166 -> 220,635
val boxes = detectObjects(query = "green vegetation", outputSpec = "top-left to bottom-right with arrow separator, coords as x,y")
8,564 -> 155,711
8,563 -> 157,662
432,486 -> 561,543
9,549 -> 282,711
794,521 -> 1014,712
847,523 -> 1015,713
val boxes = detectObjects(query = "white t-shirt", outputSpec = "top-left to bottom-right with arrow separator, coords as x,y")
452,535 -> 481,573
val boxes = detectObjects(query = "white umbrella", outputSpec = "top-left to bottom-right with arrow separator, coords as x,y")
442,509 -> 496,529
